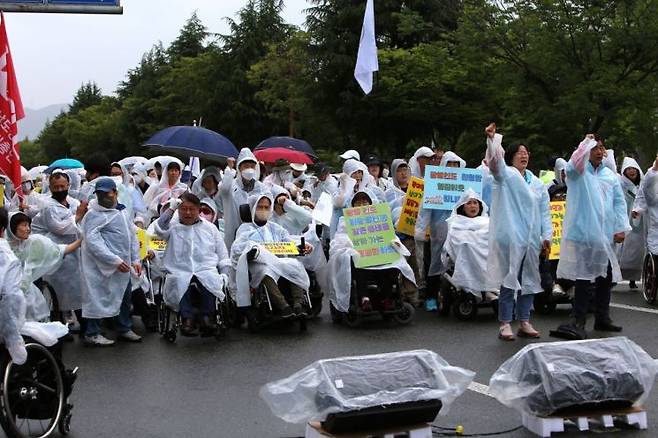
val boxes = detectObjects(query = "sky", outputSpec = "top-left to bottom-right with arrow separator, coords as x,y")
7,0 -> 311,109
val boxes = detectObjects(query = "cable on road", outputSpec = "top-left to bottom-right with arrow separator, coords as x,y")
432,424 -> 524,436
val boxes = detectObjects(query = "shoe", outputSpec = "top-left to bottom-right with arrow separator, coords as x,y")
498,323 -> 515,341
594,319 -> 623,332
84,334 -> 115,347
517,321 -> 541,338
551,283 -> 565,295
117,330 -> 142,343
180,318 -> 198,337
629,280 -> 638,290
550,322 -> 587,340
361,297 -> 373,312
293,304 -> 308,318
280,306 -> 294,319
425,298 -> 438,312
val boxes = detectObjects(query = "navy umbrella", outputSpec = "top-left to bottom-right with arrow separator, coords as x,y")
143,126 -> 239,162
254,136 -> 317,159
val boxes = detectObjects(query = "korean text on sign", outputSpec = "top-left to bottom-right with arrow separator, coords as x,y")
422,166 -> 483,211
549,201 -> 565,260
263,242 -> 300,256
396,176 -> 424,236
343,203 -> 399,268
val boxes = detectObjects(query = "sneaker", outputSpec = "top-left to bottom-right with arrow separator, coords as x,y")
551,283 -> 565,295
117,330 -> 142,343
425,298 -> 438,312
280,306 -> 294,319
594,319 -> 623,332
84,334 -> 115,347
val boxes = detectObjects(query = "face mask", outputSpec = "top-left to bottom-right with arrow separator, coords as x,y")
382,168 -> 390,178
132,174 -> 143,184
51,190 -> 68,202
98,194 -> 116,209
241,168 -> 256,181
254,209 -> 271,224
200,212 -> 215,222
111,176 -> 123,187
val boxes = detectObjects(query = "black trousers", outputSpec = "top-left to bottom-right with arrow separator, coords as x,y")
573,263 -> 612,323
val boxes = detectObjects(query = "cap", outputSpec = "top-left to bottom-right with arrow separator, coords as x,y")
290,163 -> 307,172
365,155 -> 382,166
94,177 -> 117,193
315,163 -> 331,176
339,150 -> 360,161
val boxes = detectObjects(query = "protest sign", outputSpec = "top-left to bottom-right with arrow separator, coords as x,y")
263,242 -> 300,256
396,176 -> 424,236
312,191 -> 333,226
422,166 -> 483,211
343,203 -> 399,268
136,228 -> 148,260
549,201 -> 565,260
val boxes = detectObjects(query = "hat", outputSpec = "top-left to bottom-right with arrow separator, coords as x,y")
339,149 -> 360,161
94,177 -> 117,193
315,163 -> 331,176
290,163 -> 307,172
365,155 -> 382,166
415,147 -> 435,159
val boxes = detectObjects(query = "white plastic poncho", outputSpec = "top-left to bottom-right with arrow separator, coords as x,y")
485,134 -> 552,294
220,148 -> 271,250
152,207 -> 230,311
634,166 -> 658,255
260,349 -> 475,424
327,190 -> 416,312
556,137 -> 631,282
409,146 -> 434,178
441,189 -> 496,294
616,157 -> 646,281
384,159 -> 409,211
489,337 -> 658,417
0,238 -> 28,363
30,195 -> 82,311
8,218 -> 67,321
79,200 -> 139,319
230,193 -> 310,308
305,174 -> 338,203
192,166 -> 224,216
142,159 -> 188,222
270,184 -> 313,236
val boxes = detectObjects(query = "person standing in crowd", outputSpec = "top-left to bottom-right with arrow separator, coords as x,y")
485,123 -> 551,341
79,178 -> 142,346
556,134 -> 630,338
78,155 -> 111,201
617,157 -> 645,289
365,155 -> 390,191
143,159 -> 188,222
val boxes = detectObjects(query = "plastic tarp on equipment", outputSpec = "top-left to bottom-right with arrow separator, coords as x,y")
489,337 -> 658,417
260,349 -> 475,424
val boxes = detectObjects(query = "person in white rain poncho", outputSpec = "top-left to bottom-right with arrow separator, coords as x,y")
365,155 -> 390,191
10,167 -> 43,218
230,193 -> 312,319
31,171 -> 86,317
633,154 -> 658,272
485,124 -> 551,341
556,134 -> 630,336
415,151 -> 467,312
110,161 -> 146,220
547,158 -> 568,201
7,212 -> 81,322
153,193 -> 230,337
142,159 -> 187,223
384,159 -> 410,210
221,148 -> 270,250
270,184 -> 313,236
328,190 -> 415,313
192,166 -> 223,218
408,146 -> 436,179
441,189 -> 495,295
616,157 -> 646,288
130,162 -> 156,196
79,178 -> 142,347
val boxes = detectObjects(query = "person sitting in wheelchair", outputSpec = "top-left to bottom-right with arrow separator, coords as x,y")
327,190 -> 416,314
231,193 -> 313,319
154,193 -> 231,336
440,189 -> 497,298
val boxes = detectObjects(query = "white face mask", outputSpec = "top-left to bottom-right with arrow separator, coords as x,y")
110,176 -> 123,187
241,168 -> 256,181
254,209 -> 271,222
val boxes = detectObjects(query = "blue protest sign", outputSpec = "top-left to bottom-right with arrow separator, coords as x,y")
422,165 -> 483,211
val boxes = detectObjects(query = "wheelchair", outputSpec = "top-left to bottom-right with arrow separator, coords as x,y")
642,252 -> 658,304
0,339 -> 77,438
437,273 -> 498,321
156,275 -> 231,343
32,281 -> 60,323
329,263 -> 415,328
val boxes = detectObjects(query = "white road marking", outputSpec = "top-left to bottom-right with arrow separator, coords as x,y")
468,381 -> 494,398
610,302 -> 658,315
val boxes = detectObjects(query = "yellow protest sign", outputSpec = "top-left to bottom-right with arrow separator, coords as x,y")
136,228 -> 148,260
396,177 -> 424,236
549,201 -> 566,260
263,242 -> 299,256
149,237 -> 167,252
0,185 -> 4,208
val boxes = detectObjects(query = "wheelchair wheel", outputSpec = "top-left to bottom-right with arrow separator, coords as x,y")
642,254 -> 657,304
0,343 -> 65,438
38,282 -> 60,323
453,294 -> 478,321
393,302 -> 415,325
58,403 -> 72,435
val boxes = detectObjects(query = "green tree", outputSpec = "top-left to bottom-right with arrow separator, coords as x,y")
69,82 -> 102,115
167,12 -> 209,60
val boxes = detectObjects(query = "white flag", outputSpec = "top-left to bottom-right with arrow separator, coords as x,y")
354,0 -> 378,94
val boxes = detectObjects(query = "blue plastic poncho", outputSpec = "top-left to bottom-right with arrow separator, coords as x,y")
556,137 -> 631,282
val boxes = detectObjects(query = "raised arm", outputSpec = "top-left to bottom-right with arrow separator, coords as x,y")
484,123 -> 507,181
567,135 -> 598,177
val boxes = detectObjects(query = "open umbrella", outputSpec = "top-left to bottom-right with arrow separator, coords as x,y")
255,136 -> 316,158
254,147 -> 314,165
28,165 -> 48,179
143,126 -> 239,162
44,158 -> 84,174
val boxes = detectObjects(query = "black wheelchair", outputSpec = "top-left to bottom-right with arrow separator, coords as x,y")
0,339 -> 77,438
642,252 -> 658,304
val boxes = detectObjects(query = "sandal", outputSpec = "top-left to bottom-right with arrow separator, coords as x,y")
517,321 -> 541,338
498,323 -> 515,341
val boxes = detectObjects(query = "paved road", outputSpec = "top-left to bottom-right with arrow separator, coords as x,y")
8,283 -> 658,437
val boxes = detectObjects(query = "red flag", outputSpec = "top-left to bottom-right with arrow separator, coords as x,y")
0,12 -> 23,196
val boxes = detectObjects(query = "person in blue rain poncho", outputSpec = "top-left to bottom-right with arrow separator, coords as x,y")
79,178 -> 142,347
231,193 -> 312,319
153,193 -> 231,337
556,134 -> 630,337
485,123 -> 552,341
415,151 -> 466,312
